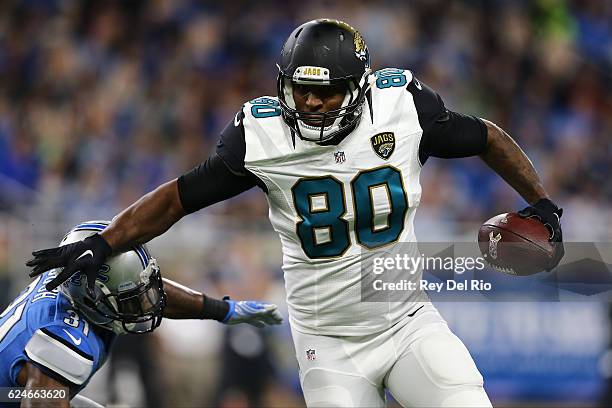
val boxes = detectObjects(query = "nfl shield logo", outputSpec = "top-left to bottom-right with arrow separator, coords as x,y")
334,151 -> 346,164
306,349 -> 316,361
370,132 -> 395,160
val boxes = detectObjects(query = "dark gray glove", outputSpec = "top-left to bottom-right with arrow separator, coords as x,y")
518,198 -> 564,271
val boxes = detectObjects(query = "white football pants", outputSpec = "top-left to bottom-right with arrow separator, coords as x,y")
291,303 -> 492,407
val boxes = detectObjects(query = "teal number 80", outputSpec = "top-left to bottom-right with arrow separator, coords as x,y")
292,166 -> 408,258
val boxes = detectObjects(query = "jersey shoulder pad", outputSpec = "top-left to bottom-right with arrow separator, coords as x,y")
24,324 -> 96,385
241,96 -> 293,164
242,96 -> 282,121
370,67 -> 414,91
369,68 -> 416,124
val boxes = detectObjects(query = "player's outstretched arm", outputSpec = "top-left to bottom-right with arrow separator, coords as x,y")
26,179 -> 185,293
162,278 -> 283,328
18,362 -> 70,408
27,140 -> 259,292
102,179 -> 186,252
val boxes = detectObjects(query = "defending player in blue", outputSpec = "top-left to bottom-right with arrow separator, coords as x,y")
1,221 -> 282,407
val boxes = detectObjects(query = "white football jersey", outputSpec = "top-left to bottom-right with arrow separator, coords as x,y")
238,68 -> 430,335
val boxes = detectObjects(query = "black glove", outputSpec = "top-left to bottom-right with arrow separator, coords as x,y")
518,198 -> 564,271
26,234 -> 112,295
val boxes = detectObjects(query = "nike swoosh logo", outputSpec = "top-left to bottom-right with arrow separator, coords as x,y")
63,329 -> 82,346
407,305 -> 424,317
76,250 -> 93,260
435,111 -> 451,123
234,112 -> 242,127
414,78 -> 422,90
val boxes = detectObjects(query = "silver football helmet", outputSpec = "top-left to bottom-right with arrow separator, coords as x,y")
59,221 -> 166,335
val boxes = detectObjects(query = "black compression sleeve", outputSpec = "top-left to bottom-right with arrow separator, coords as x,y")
217,109 -> 248,175
419,111 -> 488,163
177,154 -> 258,214
406,75 -> 488,164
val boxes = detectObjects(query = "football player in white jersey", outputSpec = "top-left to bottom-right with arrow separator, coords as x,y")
28,19 -> 564,407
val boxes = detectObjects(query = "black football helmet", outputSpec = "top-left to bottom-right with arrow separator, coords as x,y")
277,19 -> 372,145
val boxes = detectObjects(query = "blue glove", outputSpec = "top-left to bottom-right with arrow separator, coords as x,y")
222,297 -> 283,328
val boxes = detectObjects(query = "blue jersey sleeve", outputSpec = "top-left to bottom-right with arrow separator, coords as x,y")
19,298 -> 113,390
0,272 -> 113,391
23,322 -> 99,387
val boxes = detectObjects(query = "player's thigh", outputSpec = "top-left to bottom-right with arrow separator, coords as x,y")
301,367 -> 385,408
385,325 -> 491,408
291,327 -> 386,407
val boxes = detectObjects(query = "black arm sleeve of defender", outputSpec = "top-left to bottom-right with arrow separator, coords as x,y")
407,76 -> 488,164
177,154 -> 258,214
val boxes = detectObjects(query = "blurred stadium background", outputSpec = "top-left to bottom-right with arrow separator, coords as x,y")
0,0 -> 610,407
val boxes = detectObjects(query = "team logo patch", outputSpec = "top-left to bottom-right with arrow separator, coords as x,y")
352,30 -> 368,61
334,151 -> 346,164
370,132 -> 395,160
320,19 -> 368,62
306,349 -> 316,361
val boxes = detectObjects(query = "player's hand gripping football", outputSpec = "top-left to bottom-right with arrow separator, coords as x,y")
222,297 -> 284,328
517,198 -> 564,270
26,234 -> 112,296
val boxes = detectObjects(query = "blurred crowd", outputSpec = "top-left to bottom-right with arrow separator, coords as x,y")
0,0 -> 611,406
0,0 -> 610,237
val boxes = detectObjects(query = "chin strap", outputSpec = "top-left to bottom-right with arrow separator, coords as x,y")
366,89 -> 373,124
290,128 -> 296,149
316,116 -> 361,146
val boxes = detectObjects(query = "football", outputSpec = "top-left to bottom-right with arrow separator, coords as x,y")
478,212 -> 554,276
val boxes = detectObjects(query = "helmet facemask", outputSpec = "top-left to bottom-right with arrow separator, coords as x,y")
276,19 -> 372,145
80,259 -> 166,335
277,69 -> 371,145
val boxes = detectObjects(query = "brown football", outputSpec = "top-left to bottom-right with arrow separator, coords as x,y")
478,212 -> 554,276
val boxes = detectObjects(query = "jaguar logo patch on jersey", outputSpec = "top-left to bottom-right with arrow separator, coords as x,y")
370,132 -> 395,160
